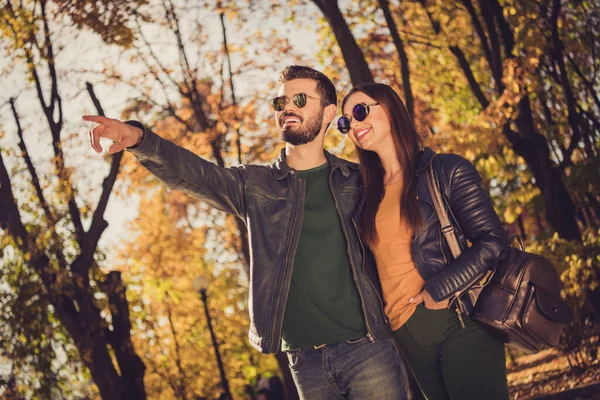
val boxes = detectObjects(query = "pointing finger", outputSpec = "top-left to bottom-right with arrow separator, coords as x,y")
82,115 -> 112,125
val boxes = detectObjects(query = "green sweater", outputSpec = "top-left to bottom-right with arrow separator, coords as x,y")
281,162 -> 367,351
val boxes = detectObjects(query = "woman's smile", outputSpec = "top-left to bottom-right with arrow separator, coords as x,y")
355,126 -> 372,142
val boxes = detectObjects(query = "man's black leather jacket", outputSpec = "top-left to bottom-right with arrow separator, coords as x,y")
127,123 -> 391,354
411,147 -> 510,303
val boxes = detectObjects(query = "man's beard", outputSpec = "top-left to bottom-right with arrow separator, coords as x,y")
279,108 -> 324,145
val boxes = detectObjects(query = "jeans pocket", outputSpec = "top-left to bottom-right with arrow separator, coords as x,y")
286,350 -> 303,370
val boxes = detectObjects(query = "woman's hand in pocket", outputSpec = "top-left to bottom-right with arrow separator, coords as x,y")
409,289 -> 449,310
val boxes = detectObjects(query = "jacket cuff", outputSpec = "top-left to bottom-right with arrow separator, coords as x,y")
124,120 -> 156,156
424,267 -> 483,303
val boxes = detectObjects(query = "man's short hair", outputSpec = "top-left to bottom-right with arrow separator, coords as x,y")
278,65 -> 337,106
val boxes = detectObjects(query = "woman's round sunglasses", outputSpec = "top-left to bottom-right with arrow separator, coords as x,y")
337,102 -> 380,134
271,93 -> 325,112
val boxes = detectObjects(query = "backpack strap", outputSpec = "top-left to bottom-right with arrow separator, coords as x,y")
426,155 -> 496,316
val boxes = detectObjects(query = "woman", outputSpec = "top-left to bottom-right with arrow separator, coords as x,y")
339,83 -> 509,400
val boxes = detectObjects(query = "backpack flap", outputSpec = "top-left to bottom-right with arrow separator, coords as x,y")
533,285 -> 574,324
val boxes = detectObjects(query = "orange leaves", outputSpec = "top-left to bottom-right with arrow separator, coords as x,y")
112,180 -> 279,397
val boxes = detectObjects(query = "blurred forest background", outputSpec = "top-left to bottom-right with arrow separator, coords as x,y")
0,0 -> 599,399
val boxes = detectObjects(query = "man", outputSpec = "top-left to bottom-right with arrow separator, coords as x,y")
84,66 -> 407,399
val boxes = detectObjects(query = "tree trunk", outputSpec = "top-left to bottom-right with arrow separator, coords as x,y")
1,87 -> 147,399
311,0 -> 374,85
484,0 -> 581,240
424,0 -> 582,241
509,98 -> 581,240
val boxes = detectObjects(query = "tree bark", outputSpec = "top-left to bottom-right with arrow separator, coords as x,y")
102,272 -> 147,399
510,98 -> 581,240
311,0 -> 374,85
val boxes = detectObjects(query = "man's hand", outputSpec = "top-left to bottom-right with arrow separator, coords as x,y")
83,115 -> 143,154
409,289 -> 449,310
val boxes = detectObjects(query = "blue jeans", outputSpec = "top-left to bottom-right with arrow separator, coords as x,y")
285,336 -> 408,399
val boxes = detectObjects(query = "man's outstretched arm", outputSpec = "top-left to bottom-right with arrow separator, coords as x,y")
83,115 -> 246,218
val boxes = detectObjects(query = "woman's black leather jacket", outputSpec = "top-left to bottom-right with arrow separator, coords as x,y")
359,147 -> 510,304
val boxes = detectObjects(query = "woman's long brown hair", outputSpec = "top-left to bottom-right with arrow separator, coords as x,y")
341,83 -> 423,245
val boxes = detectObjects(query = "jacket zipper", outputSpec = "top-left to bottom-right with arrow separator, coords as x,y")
270,173 -> 305,352
351,218 -> 388,324
329,170 -> 375,342
454,293 -> 466,329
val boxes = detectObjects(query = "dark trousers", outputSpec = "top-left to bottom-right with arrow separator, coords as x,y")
393,304 -> 509,400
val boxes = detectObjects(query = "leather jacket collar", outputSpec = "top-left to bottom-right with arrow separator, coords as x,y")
271,147 -> 358,180
415,147 -> 436,177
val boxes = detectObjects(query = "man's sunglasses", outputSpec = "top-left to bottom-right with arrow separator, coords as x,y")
271,93 -> 325,112
337,102 -> 380,134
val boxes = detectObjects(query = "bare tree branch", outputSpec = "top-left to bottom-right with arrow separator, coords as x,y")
378,0 -> 415,120
545,0 -> 583,169
133,17 -> 182,93
4,0 -> 86,243
488,0 -> 515,57
475,0 -> 504,92
10,97 -> 53,223
459,0 -> 495,81
162,0 -> 212,133
72,83 -> 124,276
417,0 -> 490,108
165,300 -> 189,399
219,7 -> 243,165
449,46 -> 490,108
164,0 -> 195,91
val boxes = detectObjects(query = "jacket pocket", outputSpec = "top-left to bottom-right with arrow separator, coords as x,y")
340,184 -> 361,196
247,185 -> 286,203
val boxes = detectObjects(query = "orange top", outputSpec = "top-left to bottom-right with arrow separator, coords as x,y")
371,181 -> 425,331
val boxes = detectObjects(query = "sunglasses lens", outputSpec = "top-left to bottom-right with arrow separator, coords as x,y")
271,96 -> 286,111
293,93 -> 307,108
337,116 -> 351,134
353,104 -> 368,121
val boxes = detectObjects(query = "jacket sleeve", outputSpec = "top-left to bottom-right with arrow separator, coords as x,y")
424,155 -> 509,302
126,121 -> 246,219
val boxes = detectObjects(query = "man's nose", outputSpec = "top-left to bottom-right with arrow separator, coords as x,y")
283,102 -> 300,113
